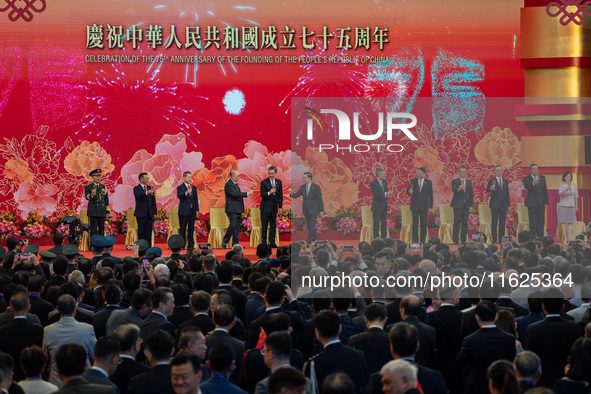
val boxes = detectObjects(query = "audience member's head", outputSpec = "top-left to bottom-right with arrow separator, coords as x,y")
170,352 -> 202,394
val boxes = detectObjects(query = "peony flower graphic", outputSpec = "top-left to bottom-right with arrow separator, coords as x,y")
3,158 -> 34,185
413,147 -> 444,173
64,141 -> 115,180
13,182 -> 58,219
474,127 -> 521,169
192,155 -> 239,214
429,171 -> 454,210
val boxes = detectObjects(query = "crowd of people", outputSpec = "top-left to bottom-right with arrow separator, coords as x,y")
0,226 -> 588,393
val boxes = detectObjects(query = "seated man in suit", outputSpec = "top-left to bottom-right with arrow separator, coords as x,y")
304,310 -> 368,394
53,344 -> 116,394
83,336 -> 121,394
111,324 -> 150,394
205,305 -> 245,385
200,344 -> 247,394
128,330 -> 175,394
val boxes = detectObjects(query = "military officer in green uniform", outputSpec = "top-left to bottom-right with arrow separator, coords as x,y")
85,168 -> 110,236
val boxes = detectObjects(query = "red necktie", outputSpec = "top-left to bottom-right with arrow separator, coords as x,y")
419,180 -> 422,193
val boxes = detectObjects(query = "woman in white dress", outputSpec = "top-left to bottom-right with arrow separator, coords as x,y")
558,171 -> 578,244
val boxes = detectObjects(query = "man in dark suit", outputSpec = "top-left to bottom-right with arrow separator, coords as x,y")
200,343 -> 247,394
347,303 -> 392,374
406,167 -> 433,244
178,291 -> 216,335
205,305 -> 245,385
85,168 -> 110,237
0,293 -> 43,381
216,262 -> 247,323
457,301 -> 516,394
260,166 -> 283,248
133,172 -> 157,247
525,287 -> 582,387
399,296 -> 436,368
127,330 -> 175,394
366,322 -> 448,394
304,310 -> 368,394
169,283 -> 194,329
246,282 -> 306,350
53,344 -> 116,394
28,274 -> 55,326
111,324 -> 150,394
524,163 -> 549,239
486,165 -> 510,244
290,172 -> 324,245
140,287 -> 175,340
370,168 -> 392,239
47,232 -> 65,257
450,165 -> 473,244
82,336 -> 121,394
515,291 -> 544,344
427,286 -> 463,394
177,171 -> 199,250
222,170 -> 252,248
92,285 -> 124,338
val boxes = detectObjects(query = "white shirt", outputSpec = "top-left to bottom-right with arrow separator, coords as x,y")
90,366 -> 109,378
324,339 -> 340,348
559,182 -> 578,207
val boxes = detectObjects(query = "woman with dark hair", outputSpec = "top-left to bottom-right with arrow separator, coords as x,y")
17,345 -> 58,393
558,170 -> 578,244
554,338 -> 591,394
495,309 -> 523,353
487,360 -> 520,394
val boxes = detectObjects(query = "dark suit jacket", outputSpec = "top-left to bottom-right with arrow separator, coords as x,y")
515,312 -> 544,344
110,357 -> 150,394
241,348 -> 303,392
403,316 -> 436,368
385,298 -> 428,327
224,180 -> 247,214
47,244 -> 65,257
140,312 -> 175,339
427,305 -> 463,378
177,183 -> 199,216
218,284 -> 247,323
457,327 -> 517,394
486,177 -> 510,210
205,329 -> 244,385
366,360 -> 447,394
178,313 -> 216,336
82,368 -> 120,394
524,174 -> 549,208
291,183 -> 324,216
406,178 -> 433,212
245,293 -> 265,327
29,294 -> 54,326
370,178 -> 388,212
347,327 -> 392,374
92,305 -> 124,338
247,304 -> 306,349
526,316 -> 582,387
450,178 -> 474,209
0,318 -> 43,381
260,177 -> 283,211
54,377 -> 116,394
169,305 -> 194,328
200,375 -> 247,394
304,342 -> 368,394
127,364 -> 174,394
496,297 -> 528,318
338,314 -> 365,345
133,184 -> 157,218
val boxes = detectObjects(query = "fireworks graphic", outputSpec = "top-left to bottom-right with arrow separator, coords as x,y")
150,1 -> 257,85
364,47 -> 424,115
77,52 -> 213,164
280,44 -> 369,151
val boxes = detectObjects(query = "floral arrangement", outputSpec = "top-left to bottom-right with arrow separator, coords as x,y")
55,222 -> 70,236
104,221 -> 118,236
194,214 -> 208,237
505,209 -> 518,234
301,216 -> 331,233
334,206 -> 361,235
0,211 -> 17,222
430,209 -> 440,229
23,211 -> 47,226
154,209 -> 168,222
122,220 -> 128,233
23,222 -> 52,238
153,219 -> 170,237
0,220 -> 21,241
468,213 -> 480,230
276,209 -> 291,234
240,208 -> 252,233
387,210 -> 402,232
